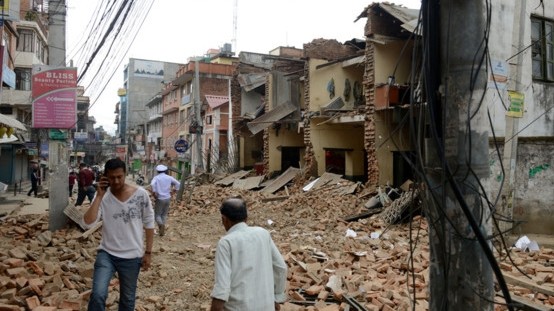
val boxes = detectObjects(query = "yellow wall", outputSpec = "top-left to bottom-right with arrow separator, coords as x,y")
374,40 -> 414,85
308,59 -> 364,111
309,119 -> 365,178
240,135 -> 263,168
268,126 -> 304,173
374,109 -> 413,185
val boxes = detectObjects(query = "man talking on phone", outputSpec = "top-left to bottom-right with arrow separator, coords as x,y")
83,158 -> 155,311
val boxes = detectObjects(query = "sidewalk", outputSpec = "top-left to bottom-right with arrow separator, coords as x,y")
0,189 -> 50,218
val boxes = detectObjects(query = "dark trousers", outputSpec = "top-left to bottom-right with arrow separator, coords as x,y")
27,181 -> 38,197
76,185 -> 96,206
69,184 -> 75,197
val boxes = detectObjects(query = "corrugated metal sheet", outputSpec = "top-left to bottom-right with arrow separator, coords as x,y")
261,167 -> 300,194
214,170 -> 251,186
321,97 -> 345,112
310,172 -> 343,190
247,102 -> 297,135
238,73 -> 267,92
232,176 -> 264,190
205,95 -> 229,109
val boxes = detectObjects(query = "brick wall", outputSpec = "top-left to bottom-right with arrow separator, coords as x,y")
363,42 -> 379,188
303,39 -> 359,61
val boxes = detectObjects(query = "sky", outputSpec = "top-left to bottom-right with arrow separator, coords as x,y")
66,0 -> 421,135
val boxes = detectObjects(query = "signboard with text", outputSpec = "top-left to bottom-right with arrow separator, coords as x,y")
32,66 -> 77,129
174,139 -> 189,153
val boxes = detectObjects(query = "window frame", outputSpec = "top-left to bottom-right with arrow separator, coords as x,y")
531,15 -> 554,82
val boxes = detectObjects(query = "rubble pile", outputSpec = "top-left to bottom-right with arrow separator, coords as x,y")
0,172 -> 552,310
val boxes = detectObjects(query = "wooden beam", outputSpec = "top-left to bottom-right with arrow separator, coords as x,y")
502,273 -> 554,297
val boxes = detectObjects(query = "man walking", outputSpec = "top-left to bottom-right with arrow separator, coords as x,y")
83,158 -> 155,311
210,198 -> 287,311
27,168 -> 39,197
76,162 -> 96,206
150,164 -> 180,236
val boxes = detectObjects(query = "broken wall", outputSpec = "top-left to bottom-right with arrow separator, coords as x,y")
488,139 -> 554,235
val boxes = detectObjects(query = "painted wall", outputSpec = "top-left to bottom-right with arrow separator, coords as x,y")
309,119 -> 365,179
239,135 -> 263,169
374,109 -> 414,186
308,59 -> 364,111
488,139 -> 554,234
374,40 -> 414,85
267,126 -> 304,173
487,0 -> 554,137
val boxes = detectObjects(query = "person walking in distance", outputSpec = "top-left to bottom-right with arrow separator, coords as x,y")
150,164 -> 180,237
68,170 -> 77,198
83,158 -> 155,311
27,168 -> 39,197
210,198 -> 287,311
76,163 -> 96,206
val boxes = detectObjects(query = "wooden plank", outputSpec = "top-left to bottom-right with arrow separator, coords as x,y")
80,221 -> 103,239
502,273 -> 554,297
261,167 -> 300,194
214,170 -> 250,186
496,292 -> 553,311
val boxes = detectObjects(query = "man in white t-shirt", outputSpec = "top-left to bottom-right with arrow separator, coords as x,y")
83,158 -> 155,311
150,164 -> 180,236
210,198 -> 287,311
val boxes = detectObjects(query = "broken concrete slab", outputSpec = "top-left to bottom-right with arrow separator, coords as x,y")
214,170 -> 251,186
261,167 -> 300,194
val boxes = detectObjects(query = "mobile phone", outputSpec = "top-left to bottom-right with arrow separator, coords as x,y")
101,172 -> 110,190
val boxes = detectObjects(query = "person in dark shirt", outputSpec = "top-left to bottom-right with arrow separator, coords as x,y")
76,163 -> 96,206
27,168 -> 39,197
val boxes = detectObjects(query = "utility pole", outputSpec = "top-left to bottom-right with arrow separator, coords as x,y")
47,0 -> 69,231
194,59 -> 203,171
498,0 -> 526,234
424,0 -> 510,310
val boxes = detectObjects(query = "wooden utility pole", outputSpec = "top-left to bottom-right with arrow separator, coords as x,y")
423,0 -> 511,310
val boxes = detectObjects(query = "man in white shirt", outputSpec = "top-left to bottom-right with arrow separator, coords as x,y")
83,158 -> 155,311
150,164 -> 180,236
210,198 -> 287,311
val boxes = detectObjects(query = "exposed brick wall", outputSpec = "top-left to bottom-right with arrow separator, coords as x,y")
364,42 -> 379,189
302,61 -> 316,179
262,77 -> 271,176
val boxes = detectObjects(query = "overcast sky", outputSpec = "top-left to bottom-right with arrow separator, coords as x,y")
66,0 -> 421,135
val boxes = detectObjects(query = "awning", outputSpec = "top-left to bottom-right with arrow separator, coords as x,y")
0,113 -> 27,131
205,95 -> 229,109
247,102 -> 297,135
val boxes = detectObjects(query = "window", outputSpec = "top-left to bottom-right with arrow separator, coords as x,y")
17,30 -> 34,52
206,115 -> 213,125
15,68 -> 31,90
532,16 -> 554,81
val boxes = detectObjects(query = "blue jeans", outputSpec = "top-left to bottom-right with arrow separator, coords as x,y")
154,199 -> 171,225
88,250 -> 142,311
76,185 -> 96,206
